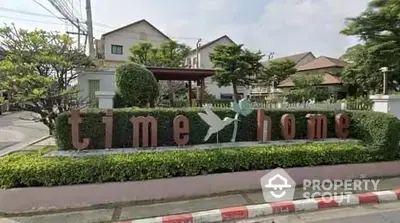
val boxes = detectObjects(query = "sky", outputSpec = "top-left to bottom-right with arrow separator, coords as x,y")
0,0 -> 370,59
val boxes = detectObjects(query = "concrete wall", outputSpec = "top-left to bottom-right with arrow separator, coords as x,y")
78,71 -> 116,104
102,21 -> 169,62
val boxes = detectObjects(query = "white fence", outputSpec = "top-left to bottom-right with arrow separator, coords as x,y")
210,102 -> 371,110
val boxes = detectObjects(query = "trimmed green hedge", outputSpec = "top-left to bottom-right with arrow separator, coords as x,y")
0,143 -> 394,188
55,108 -> 400,152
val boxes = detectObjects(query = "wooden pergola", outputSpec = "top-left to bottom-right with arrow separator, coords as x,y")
147,67 -> 215,106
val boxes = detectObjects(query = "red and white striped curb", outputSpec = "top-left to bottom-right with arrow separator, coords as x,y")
115,189 -> 400,223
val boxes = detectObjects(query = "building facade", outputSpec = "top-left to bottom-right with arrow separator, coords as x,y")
185,35 -> 248,99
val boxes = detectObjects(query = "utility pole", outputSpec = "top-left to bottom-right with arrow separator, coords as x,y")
77,19 -> 81,50
268,52 -> 275,60
196,38 -> 202,68
86,0 -> 95,58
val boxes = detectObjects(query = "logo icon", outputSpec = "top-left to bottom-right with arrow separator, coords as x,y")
260,168 -> 296,202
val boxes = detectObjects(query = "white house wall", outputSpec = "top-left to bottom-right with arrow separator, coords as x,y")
78,71 -> 116,103
189,37 -> 238,99
103,21 -> 169,62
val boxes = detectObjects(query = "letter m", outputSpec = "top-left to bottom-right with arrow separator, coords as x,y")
131,116 -> 158,147
306,114 -> 327,140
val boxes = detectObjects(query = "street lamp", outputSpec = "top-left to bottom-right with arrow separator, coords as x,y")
380,67 -> 388,95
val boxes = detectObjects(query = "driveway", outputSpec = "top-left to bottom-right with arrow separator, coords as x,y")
0,111 -> 49,156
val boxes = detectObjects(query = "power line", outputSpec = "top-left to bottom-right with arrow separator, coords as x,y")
32,0 -> 65,24
0,7 -> 66,20
0,15 -> 67,26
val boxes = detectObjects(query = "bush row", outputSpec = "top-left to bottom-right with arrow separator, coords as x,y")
55,108 -> 400,152
0,143 -> 393,188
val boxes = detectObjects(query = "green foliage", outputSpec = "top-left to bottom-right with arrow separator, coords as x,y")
0,24 -> 93,134
209,44 -> 264,101
285,73 -> 332,103
129,40 -> 191,67
262,59 -> 297,87
0,143 -> 393,188
54,108 -> 400,153
116,63 -> 159,107
341,0 -> 400,94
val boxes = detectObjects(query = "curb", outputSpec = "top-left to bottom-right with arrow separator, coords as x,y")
0,135 -> 52,157
116,189 -> 400,223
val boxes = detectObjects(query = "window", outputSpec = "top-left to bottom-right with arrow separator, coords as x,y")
111,45 -> 123,55
88,80 -> 100,108
220,93 -> 233,100
139,32 -> 147,40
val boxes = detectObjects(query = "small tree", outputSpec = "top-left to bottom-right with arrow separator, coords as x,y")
285,73 -> 331,103
116,63 -> 159,107
0,25 -> 93,134
261,59 -> 297,87
209,44 -> 264,101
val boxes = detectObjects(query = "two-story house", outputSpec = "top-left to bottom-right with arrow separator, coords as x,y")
277,56 -> 347,99
95,19 -> 171,67
81,19 -> 171,106
185,35 -> 248,99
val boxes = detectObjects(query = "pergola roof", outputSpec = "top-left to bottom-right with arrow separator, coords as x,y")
147,67 -> 215,80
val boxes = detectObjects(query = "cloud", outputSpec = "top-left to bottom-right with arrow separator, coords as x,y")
159,0 -> 370,58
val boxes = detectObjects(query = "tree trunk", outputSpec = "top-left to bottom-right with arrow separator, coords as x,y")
232,83 -> 239,102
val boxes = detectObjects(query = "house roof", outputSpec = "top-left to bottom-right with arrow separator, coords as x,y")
277,72 -> 343,88
296,56 -> 346,72
190,35 -> 235,54
101,19 -> 170,40
264,52 -> 314,66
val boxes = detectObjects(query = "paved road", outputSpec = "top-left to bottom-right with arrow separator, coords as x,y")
0,111 -> 48,155
237,202 -> 400,223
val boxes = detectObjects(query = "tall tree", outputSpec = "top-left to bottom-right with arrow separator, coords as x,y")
261,59 -> 297,87
0,25 -> 93,134
341,44 -> 383,96
209,44 -> 264,101
341,0 -> 400,94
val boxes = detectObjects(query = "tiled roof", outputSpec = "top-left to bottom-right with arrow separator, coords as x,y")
277,72 -> 343,88
101,19 -> 170,40
297,56 -> 345,71
264,52 -> 314,66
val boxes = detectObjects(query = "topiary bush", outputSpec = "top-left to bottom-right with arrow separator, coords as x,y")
54,108 -> 400,153
0,143 -> 393,188
115,63 -> 159,107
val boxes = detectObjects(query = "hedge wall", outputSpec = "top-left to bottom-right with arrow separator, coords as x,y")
0,143 -> 394,188
55,108 -> 400,153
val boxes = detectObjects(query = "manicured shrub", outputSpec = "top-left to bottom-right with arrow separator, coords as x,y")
54,107 -> 400,152
0,143 -> 393,188
116,63 -> 159,107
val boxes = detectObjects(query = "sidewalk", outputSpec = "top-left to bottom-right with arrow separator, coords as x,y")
1,177 -> 400,223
